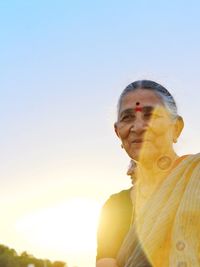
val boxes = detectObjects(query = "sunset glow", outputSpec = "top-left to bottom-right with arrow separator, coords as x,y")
16,197 -> 102,266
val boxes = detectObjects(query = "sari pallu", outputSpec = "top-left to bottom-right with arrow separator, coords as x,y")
117,154 -> 200,267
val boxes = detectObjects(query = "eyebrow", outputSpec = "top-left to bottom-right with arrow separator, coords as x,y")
142,106 -> 154,113
119,106 -> 154,118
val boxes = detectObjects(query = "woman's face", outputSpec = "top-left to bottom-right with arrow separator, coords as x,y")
115,89 -> 181,162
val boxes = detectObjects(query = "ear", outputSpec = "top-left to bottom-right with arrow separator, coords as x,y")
173,116 -> 184,143
114,122 -> 120,138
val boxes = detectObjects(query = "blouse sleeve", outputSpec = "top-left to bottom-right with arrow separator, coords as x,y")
96,189 -> 133,261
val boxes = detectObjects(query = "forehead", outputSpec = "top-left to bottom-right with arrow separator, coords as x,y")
119,89 -> 164,112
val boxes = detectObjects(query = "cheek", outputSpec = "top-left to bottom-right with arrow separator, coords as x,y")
146,120 -> 174,149
117,124 -> 131,139
149,119 -> 172,135
151,124 -> 174,149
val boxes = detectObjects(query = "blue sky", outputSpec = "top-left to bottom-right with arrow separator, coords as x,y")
0,1 -> 200,266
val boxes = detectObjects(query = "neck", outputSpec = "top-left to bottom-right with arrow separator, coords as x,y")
134,151 -> 179,187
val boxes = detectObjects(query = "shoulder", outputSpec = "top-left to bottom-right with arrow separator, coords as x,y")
100,188 -> 133,221
182,153 -> 200,163
175,153 -> 200,172
103,188 -> 132,209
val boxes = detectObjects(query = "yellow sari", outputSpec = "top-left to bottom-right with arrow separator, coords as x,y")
117,153 -> 200,267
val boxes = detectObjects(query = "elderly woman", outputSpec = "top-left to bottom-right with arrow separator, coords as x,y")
96,80 -> 200,267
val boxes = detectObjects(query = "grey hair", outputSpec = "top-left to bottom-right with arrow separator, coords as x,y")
117,80 -> 178,119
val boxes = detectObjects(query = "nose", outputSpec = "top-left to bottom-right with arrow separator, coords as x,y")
130,114 -> 147,135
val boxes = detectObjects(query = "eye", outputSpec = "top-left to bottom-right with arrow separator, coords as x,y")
152,113 -> 163,119
120,114 -> 135,122
146,113 -> 164,122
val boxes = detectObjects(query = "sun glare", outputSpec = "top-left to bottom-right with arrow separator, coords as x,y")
16,197 -> 102,266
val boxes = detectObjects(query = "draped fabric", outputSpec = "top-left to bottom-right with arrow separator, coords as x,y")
117,154 -> 200,267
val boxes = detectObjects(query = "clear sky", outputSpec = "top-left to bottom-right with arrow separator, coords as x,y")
1,1 -> 200,267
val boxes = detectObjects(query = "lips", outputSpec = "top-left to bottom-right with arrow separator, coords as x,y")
132,139 -> 143,143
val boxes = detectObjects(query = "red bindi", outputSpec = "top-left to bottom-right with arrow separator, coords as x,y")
135,107 -> 142,112
135,102 -> 142,112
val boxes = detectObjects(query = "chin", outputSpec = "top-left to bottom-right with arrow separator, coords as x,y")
129,148 -> 155,163
128,150 -> 141,162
